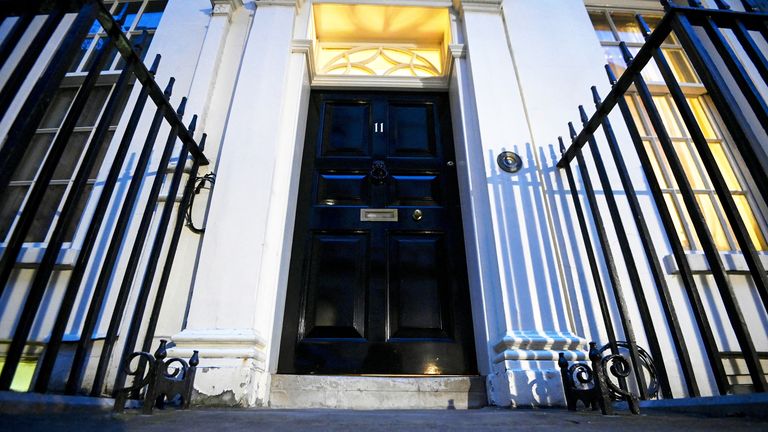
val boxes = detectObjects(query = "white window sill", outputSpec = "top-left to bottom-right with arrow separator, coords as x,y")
663,251 -> 768,274
0,245 -> 79,270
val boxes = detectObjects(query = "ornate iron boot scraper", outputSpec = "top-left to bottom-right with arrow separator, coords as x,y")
559,341 -> 643,415
114,339 -> 199,414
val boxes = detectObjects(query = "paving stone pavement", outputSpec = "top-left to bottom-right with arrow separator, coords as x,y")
1,407 -> 767,431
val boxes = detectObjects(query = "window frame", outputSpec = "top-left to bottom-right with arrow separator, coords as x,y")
0,0 -> 167,265
586,5 -> 768,253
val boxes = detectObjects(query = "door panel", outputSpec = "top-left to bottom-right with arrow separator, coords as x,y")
387,233 -> 451,340
388,103 -> 436,158
279,91 -> 476,375
302,232 -> 368,340
316,173 -> 369,206
389,174 -> 441,207
320,101 -> 372,157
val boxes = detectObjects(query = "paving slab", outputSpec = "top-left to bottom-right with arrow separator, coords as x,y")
1,407 -> 767,432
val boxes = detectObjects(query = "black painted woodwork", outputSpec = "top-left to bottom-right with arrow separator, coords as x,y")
278,91 -> 477,375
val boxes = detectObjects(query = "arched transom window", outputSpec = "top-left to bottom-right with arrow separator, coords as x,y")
312,4 -> 451,83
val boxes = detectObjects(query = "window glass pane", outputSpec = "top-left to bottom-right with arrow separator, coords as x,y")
77,86 -> 111,127
643,139 -> 668,188
69,37 -> 94,72
116,33 -> 154,70
708,142 -> 742,191
664,193 -> 690,249
631,47 -> 664,82
611,13 -> 646,43
137,0 -> 167,30
639,15 -> 680,44
674,140 -> 706,189
53,132 -> 90,180
733,195 -> 768,251
63,184 -> 94,242
114,1 -> 143,32
626,96 -> 648,136
687,97 -> 717,139
110,84 -> 133,126
640,15 -> 660,31
696,194 -> 731,250
40,88 -> 77,129
13,134 -> 55,182
604,46 -> 627,78
101,44 -> 121,72
662,49 -> 699,84
653,96 -> 684,137
81,37 -> 113,72
89,131 -> 115,179
25,185 -> 67,242
0,187 -> 27,242
88,19 -> 103,35
589,12 -> 615,42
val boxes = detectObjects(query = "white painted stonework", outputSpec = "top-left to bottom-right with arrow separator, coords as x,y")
2,0 -> 767,409
166,0 -> 603,407
269,375 -> 487,409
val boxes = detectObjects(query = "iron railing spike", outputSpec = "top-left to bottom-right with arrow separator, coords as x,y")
605,64 -> 618,86
177,96 -> 188,116
740,0 -> 757,11
149,54 -> 161,74
558,136 -> 566,154
568,121 -> 578,140
636,15 -> 652,38
618,42 -> 634,64
164,77 -> 175,96
578,105 -> 590,124
714,0 -> 732,9
199,133 -> 208,153
188,114 -> 198,133
591,86 -> 602,106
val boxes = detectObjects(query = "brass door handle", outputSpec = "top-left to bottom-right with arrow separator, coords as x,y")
412,209 -> 423,221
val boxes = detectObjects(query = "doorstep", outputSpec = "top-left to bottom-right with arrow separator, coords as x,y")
268,375 -> 487,409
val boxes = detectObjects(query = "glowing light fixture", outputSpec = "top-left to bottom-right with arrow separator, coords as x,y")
313,4 -> 451,79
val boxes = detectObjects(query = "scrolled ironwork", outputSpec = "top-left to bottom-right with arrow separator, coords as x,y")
570,362 -> 594,387
558,351 -> 600,412
601,354 -> 635,400
560,341 -> 646,415
161,358 -> 190,379
114,339 -> 199,414
600,341 -> 660,400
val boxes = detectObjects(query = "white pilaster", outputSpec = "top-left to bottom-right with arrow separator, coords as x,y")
170,0 -> 298,407
151,0 -> 244,346
456,0 -> 588,407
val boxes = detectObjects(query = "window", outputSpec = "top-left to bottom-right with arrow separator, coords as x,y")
588,8 -> 768,252
0,0 -> 167,247
311,4 -> 451,81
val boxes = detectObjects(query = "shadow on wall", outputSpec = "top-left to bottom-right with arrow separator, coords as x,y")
0,151 -> 137,344
485,143 -> 569,332
540,144 -> 601,339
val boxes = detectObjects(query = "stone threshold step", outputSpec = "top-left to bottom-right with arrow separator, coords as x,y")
268,375 -> 487,410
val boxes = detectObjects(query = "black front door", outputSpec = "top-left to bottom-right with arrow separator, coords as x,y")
278,91 -> 476,375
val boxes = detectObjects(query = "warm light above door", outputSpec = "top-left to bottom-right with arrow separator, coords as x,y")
312,4 -> 451,79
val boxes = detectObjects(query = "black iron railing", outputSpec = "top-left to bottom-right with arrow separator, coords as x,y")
0,0 -> 209,397
558,0 -> 768,399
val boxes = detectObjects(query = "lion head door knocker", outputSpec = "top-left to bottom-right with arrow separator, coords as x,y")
369,160 -> 389,185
